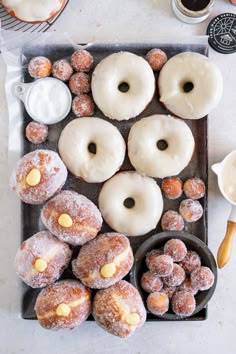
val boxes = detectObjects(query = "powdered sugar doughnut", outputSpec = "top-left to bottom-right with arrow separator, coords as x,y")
41,190 -> 102,246
35,280 -> 91,330
98,171 -> 163,236
52,60 -> 73,82
179,199 -> 203,222
58,118 -> 126,183
147,292 -> 169,315
25,122 -> 48,144
179,250 -> 201,274
91,52 -> 155,121
141,271 -> 163,293
28,56 -> 52,78
14,231 -> 72,288
161,211 -> 184,231
164,239 -> 187,262
171,290 -> 196,317
93,280 -> 146,338
72,233 -> 133,289
69,72 -> 90,95
191,266 -> 214,291
10,150 -> 67,204
128,115 -> 195,178
162,264 -> 186,287
178,277 -> 198,295
72,95 -> 95,117
158,52 -> 223,119
71,50 -> 93,72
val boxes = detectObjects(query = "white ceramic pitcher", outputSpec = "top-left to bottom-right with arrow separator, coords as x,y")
212,150 -> 236,268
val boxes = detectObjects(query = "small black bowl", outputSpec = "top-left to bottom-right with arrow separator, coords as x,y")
130,231 -> 217,320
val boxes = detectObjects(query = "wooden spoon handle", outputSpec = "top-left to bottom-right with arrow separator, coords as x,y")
217,221 -> 236,269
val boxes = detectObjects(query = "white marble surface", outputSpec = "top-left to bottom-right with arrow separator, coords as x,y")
0,0 -> 236,353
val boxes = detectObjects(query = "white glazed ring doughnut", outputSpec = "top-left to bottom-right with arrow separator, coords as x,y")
58,117 -> 126,183
158,52 -> 223,119
98,171 -> 163,237
128,114 -> 195,178
91,52 -> 155,121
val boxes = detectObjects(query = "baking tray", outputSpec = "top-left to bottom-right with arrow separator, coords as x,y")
18,41 -> 208,321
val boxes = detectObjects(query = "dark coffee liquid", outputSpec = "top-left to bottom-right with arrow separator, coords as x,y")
181,0 -> 210,11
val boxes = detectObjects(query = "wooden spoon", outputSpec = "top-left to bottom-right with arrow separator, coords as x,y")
217,221 -> 236,268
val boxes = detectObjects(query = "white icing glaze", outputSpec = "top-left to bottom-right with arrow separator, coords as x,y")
158,52 -> 223,119
58,117 -> 126,183
98,171 -> 163,237
91,52 -> 155,121
27,78 -> 71,124
2,0 -> 63,22
128,114 -> 195,178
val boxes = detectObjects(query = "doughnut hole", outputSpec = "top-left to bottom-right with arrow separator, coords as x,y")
69,72 -> 90,95
26,122 -> 48,144
172,290 -> 196,317
146,249 -> 163,269
161,177 -> 183,200
72,95 -> 95,117
71,50 -> 94,72
161,211 -> 184,231
148,254 -> 173,277
179,250 -> 201,274
162,264 -> 186,287
164,239 -> 187,262
179,199 -> 203,222
52,59 -> 73,82
160,285 -> 176,299
147,292 -> 169,315
178,276 -> 198,295
28,56 -> 52,79
190,266 -> 215,291
183,177 -> 206,200
141,271 -> 163,293
146,48 -> 168,71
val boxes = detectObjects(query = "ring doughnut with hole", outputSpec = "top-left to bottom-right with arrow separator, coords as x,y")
128,114 -> 195,178
158,52 -> 223,119
91,52 -> 155,121
58,117 -> 126,183
98,171 -> 163,236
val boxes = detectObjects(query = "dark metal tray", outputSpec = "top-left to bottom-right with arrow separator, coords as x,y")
19,41 -> 208,321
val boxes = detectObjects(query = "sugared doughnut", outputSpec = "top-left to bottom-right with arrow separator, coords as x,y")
146,249 -> 163,269
72,95 -> 95,117
183,177 -> 206,200
178,277 -> 198,295
58,117 -> 125,183
179,199 -> 203,222
179,250 -> 201,274
141,271 -> 163,293
41,190 -> 102,246
146,48 -> 167,71
171,290 -> 196,317
147,292 -> 169,315
52,60 -> 73,82
161,211 -> 184,231
10,150 -> 67,204
98,171 -> 163,236
162,264 -> 186,287
91,52 -> 155,121
71,50 -> 94,72
128,115 -> 195,178
161,177 -> 183,199
14,231 -> 72,288
158,52 -> 223,119
191,266 -> 214,291
69,72 -> 90,95
160,285 -> 176,299
93,280 -> 146,338
35,280 -> 91,330
148,255 -> 173,277
164,239 -> 187,262
72,233 -> 133,289
25,122 -> 48,144
28,56 -> 52,79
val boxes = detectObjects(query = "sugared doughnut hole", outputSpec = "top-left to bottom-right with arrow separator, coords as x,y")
141,271 -> 163,293
146,48 -> 168,71
26,122 -> 48,144
123,198 -> 135,209
179,250 -> 201,274
52,59 -> 73,82
69,72 -> 90,95
183,177 -> 206,200
146,249 -> 163,269
164,239 -> 187,262
72,95 -> 95,117
161,210 -> 184,231
156,139 -> 168,151
71,50 -> 94,72
147,292 -> 169,315
28,56 -> 52,79
172,290 -> 196,316
160,285 -> 176,299
162,264 -> 186,287
179,199 -> 203,222
161,177 -> 183,200
118,82 -> 129,93
178,276 -> 198,295
148,254 -> 173,277
191,266 -> 214,291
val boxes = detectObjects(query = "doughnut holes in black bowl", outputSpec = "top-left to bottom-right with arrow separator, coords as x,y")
130,231 -> 217,321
